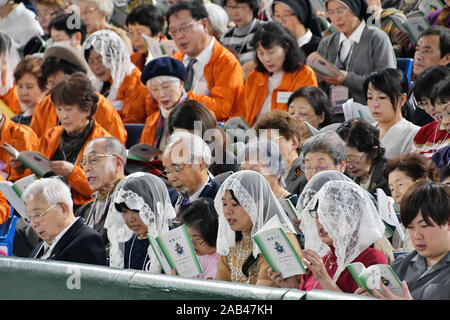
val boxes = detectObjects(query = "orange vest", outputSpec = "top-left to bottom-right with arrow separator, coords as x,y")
30,93 -> 127,145
39,121 -> 112,206
172,38 -> 244,122
0,85 -> 21,115
0,174 -> 10,225
116,67 -> 149,124
0,115 -> 39,182
233,65 -> 318,126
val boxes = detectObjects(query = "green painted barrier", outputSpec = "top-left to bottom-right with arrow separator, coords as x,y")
0,256 -> 375,300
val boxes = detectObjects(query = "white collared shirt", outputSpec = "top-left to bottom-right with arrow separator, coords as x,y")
338,20 -> 366,63
40,217 -> 80,259
183,36 -> 215,95
297,29 -> 313,48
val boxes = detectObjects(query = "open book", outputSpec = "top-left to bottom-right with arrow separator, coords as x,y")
127,143 -> 162,162
303,120 -> 321,136
279,198 -> 299,221
0,99 -> 16,118
148,224 -> 203,278
224,116 -> 256,143
342,98 -> 375,123
389,10 -> 431,44
0,174 -> 37,218
1,143 -> 54,178
306,52 -> 343,78
253,215 -> 306,279
347,262 -> 403,297
417,0 -> 445,16
142,34 -> 178,61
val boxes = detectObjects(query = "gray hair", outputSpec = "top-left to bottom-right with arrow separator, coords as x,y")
163,130 -> 212,165
85,0 -> 114,17
86,136 -> 127,166
237,137 -> 287,179
22,177 -> 73,209
300,130 -> 347,165
205,3 -> 229,37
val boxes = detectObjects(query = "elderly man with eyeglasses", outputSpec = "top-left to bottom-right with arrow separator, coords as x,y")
25,177 -> 107,265
76,137 -> 126,254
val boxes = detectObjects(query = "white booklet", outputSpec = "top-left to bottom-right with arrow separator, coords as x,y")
253,215 -> 306,279
0,174 -> 37,218
417,0 -> 444,16
342,98 -> 375,123
142,34 -> 178,61
347,262 -> 403,297
376,188 -> 405,240
306,52 -> 343,78
149,224 -> 203,278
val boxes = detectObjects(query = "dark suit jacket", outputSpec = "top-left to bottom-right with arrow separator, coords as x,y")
29,218 -> 107,266
169,178 -> 220,207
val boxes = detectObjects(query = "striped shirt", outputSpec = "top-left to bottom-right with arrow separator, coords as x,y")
220,19 -> 264,66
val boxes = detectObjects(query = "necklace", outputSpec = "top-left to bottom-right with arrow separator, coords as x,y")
128,235 -> 149,271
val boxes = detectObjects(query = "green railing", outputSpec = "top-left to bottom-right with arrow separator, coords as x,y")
0,256 -> 375,300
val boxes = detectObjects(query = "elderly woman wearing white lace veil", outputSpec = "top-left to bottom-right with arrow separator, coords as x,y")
0,31 -> 22,115
105,172 -> 176,272
82,29 -> 149,124
214,170 -> 302,286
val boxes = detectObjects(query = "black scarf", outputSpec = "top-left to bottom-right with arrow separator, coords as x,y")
52,118 -> 95,164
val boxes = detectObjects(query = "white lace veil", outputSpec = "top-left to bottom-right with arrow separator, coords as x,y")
0,31 -> 21,96
104,172 -> 176,272
300,178 -> 385,282
81,29 -> 134,101
214,170 -> 296,258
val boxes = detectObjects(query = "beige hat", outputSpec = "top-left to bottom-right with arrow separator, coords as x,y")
43,44 -> 89,73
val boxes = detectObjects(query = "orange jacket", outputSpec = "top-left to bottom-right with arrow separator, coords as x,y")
0,174 -> 11,225
39,121 -> 112,206
233,65 -> 318,126
30,93 -> 127,145
172,38 -> 244,122
0,85 -> 21,115
139,108 -> 159,146
0,115 -> 40,182
131,51 -> 146,72
116,67 -> 149,124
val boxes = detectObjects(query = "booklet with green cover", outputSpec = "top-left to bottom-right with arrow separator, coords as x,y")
149,224 -> 203,278
347,262 -> 403,297
0,174 -> 37,218
1,143 -> 53,178
253,216 -> 306,279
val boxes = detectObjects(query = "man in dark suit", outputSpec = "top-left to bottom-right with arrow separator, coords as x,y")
24,177 -> 107,266
162,131 -> 220,218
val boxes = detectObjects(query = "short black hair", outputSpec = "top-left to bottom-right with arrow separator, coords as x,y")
419,26 -> 450,58
125,4 -> 165,37
223,0 -> 259,18
364,68 -> 408,112
166,1 -> 208,28
180,197 -> 219,247
41,57 -> 86,89
287,86 -> 333,128
337,118 -> 386,164
168,100 -> 217,135
48,13 -> 87,43
251,21 -> 305,73
431,77 -> 450,106
400,180 -> 450,228
414,65 -> 450,103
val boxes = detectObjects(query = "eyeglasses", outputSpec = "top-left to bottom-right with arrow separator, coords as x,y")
80,6 -> 98,16
163,164 -> 186,176
168,20 -> 201,37
346,154 -> 365,165
80,153 -> 116,169
327,6 -> 350,18
416,100 -> 430,110
24,204 -> 59,224
302,165 -> 330,173
272,12 -> 295,21
309,202 -> 319,218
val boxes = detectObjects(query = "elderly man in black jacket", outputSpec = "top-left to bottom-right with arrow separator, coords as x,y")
24,177 -> 107,265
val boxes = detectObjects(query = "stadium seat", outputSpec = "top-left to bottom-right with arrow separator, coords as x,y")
396,58 -> 414,82
124,123 -> 145,149
0,207 -> 18,256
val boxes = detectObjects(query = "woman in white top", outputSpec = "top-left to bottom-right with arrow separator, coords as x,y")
364,68 -> 420,160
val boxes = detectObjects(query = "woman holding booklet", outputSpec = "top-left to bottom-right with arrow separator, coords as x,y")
105,172 -> 176,271
269,171 -> 390,293
214,170 -> 302,286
